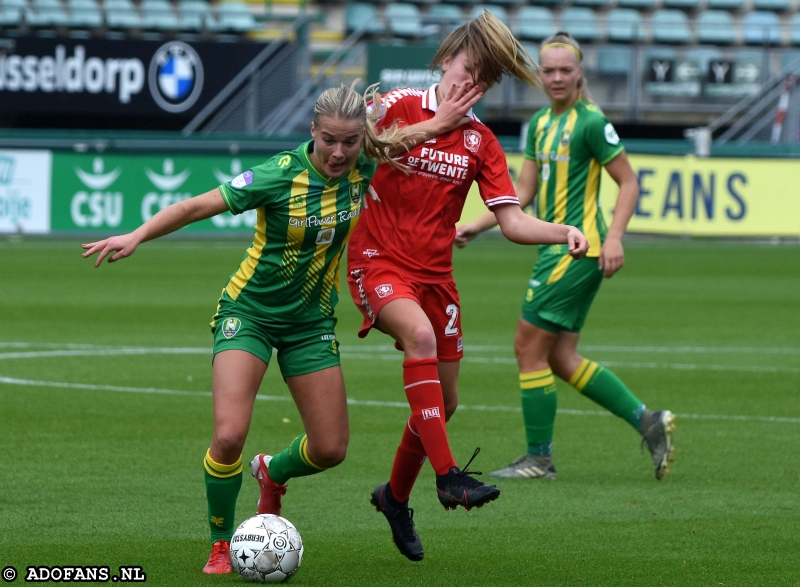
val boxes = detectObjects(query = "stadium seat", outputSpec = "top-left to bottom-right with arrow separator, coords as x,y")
214,1 -> 258,32
104,0 -> 141,29
559,7 -> 602,42
781,49 -> 800,69
651,9 -> 692,44
606,8 -> 648,42
752,0 -> 791,11
515,6 -> 556,41
697,10 -> 737,45
663,0 -> 701,9
572,0 -> 611,6
743,11 -> 782,45
345,2 -> 385,35
423,2 -> 462,33
441,0 -> 478,6
141,0 -> 179,30
27,0 -> 69,26
616,0 -> 659,8
597,45 -> 632,75
177,0 -> 211,31
789,14 -> 800,46
66,0 -> 101,27
385,3 -> 424,37
706,0 -> 744,9
0,0 -> 28,25
469,4 -> 507,26
686,46 -> 723,78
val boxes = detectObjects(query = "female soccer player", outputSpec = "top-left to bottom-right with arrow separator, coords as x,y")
456,32 -> 675,482
347,13 -> 589,562
81,83 -> 431,575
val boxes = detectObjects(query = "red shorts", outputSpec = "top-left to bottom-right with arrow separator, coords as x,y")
347,264 -> 464,361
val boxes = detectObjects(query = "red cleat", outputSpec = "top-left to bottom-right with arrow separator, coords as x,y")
250,454 -> 287,515
202,540 -> 232,574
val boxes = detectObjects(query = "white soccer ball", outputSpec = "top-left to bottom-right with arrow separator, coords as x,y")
230,514 -> 304,583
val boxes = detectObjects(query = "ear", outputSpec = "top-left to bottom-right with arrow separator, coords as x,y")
310,121 -> 316,137
441,55 -> 452,72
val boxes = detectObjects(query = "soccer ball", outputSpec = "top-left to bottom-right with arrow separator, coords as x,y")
229,514 -> 304,583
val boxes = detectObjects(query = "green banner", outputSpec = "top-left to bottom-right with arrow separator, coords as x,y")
51,153 -> 274,232
367,43 -> 440,93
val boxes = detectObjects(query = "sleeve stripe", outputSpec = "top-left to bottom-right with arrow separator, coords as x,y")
485,196 -> 520,207
218,184 -> 236,213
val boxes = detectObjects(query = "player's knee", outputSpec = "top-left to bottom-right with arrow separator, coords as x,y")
212,430 -> 247,462
308,438 -> 348,469
401,323 -> 437,357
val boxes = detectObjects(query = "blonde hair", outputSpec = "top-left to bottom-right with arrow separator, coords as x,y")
313,80 -> 413,171
430,10 -> 540,90
540,31 -> 594,104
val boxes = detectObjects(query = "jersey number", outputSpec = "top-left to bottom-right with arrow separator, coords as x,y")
541,163 -> 550,181
445,304 -> 459,336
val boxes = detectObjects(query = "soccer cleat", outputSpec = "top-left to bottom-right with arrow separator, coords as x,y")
250,454 -> 287,515
639,409 -> 676,480
202,540 -> 232,574
488,454 -> 557,479
436,448 -> 500,511
369,482 -> 424,562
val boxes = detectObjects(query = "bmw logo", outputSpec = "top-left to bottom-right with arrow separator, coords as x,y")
148,41 -> 204,113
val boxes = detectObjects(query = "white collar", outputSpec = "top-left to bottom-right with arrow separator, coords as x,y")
422,84 -> 474,119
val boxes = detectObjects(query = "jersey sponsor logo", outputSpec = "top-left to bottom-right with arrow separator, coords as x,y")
350,183 -> 362,205
375,283 -> 393,298
230,170 -> 253,189
537,151 -> 571,163
604,123 -> 620,145
148,41 -> 204,113
289,208 -> 360,229
422,407 -> 441,420
321,334 -> 336,341
316,228 -> 335,245
463,129 -> 482,153
561,130 -> 571,147
221,317 -> 242,339
363,249 -> 379,258
410,147 -> 470,183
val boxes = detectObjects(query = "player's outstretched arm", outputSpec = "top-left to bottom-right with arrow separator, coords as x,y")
455,158 -> 539,247
82,188 -> 228,267
386,82 -> 483,157
599,152 -> 638,278
493,204 -> 589,259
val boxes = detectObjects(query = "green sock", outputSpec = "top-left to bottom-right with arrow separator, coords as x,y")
268,433 -> 327,485
520,369 -> 558,456
203,449 -> 243,544
569,359 -> 645,429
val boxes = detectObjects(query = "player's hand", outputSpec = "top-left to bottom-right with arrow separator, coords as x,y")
598,236 -> 624,277
455,223 -> 480,248
81,233 -> 141,268
567,226 -> 589,259
432,81 -> 483,134
362,185 -> 380,209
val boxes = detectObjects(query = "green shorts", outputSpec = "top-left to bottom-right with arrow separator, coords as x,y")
211,304 -> 341,378
521,252 -> 604,334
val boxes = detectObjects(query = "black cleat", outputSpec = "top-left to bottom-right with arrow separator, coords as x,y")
436,448 -> 500,511
370,482 -> 424,562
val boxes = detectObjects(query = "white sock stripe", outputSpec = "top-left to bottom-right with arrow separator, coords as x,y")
403,379 -> 441,389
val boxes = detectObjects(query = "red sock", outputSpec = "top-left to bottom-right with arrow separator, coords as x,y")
389,419 -> 426,502
402,358 -> 456,476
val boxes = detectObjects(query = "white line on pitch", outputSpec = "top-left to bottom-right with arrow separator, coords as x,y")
2,346 -> 797,374
1,375 -> 799,425
2,342 -> 800,355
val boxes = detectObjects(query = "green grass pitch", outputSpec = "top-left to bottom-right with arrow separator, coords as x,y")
1,237 -> 798,586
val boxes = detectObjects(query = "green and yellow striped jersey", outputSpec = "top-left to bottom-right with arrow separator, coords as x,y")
215,141 -> 377,324
525,99 -> 624,257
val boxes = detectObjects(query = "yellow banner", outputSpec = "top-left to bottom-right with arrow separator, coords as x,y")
460,153 -> 800,237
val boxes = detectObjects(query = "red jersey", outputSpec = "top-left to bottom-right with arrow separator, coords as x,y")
348,85 -> 519,283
